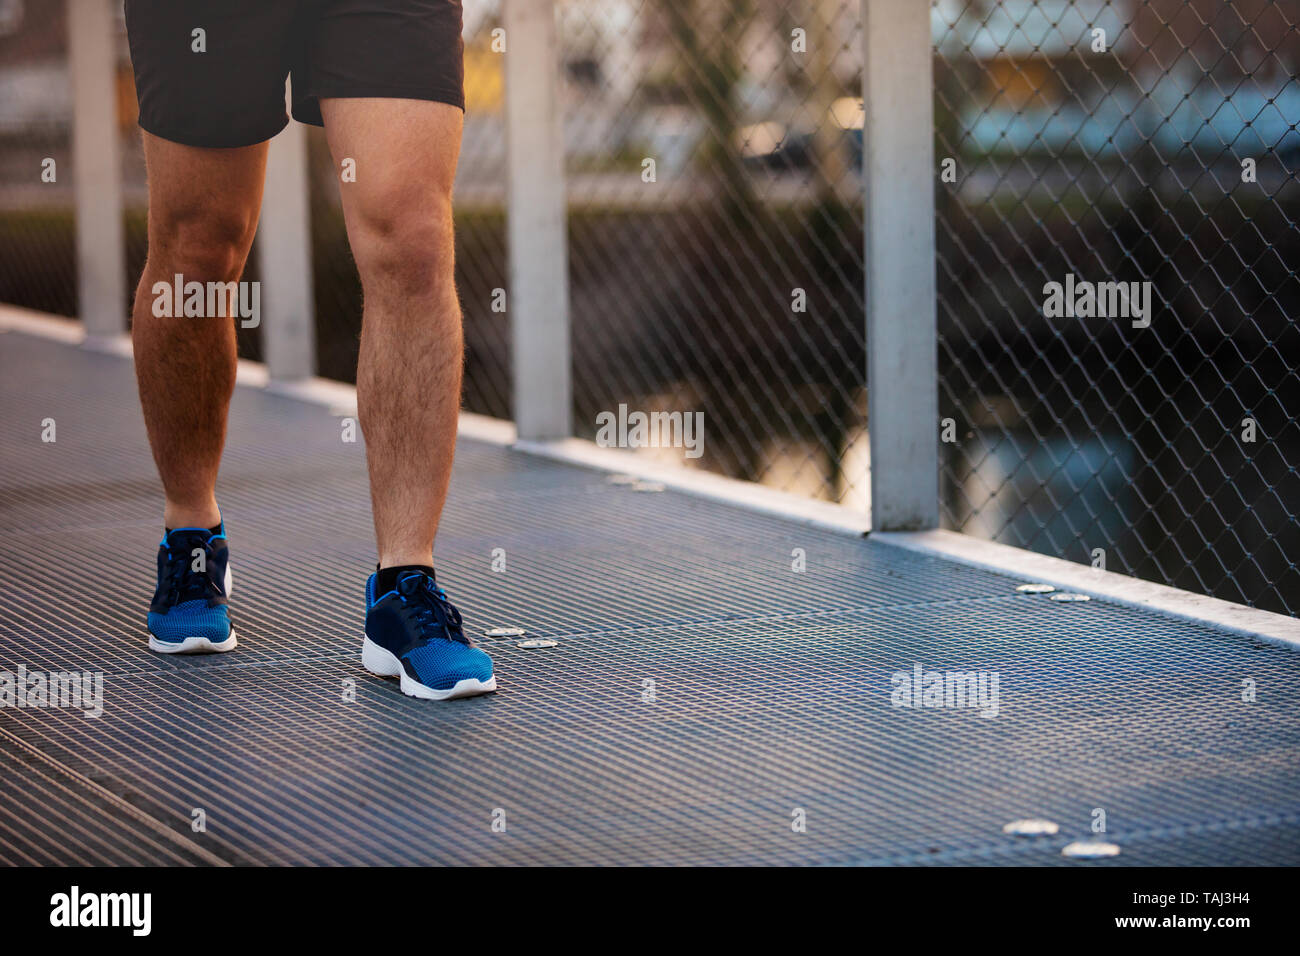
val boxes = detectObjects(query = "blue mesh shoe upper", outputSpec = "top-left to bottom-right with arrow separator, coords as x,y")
147,525 -> 232,643
366,570 -> 493,690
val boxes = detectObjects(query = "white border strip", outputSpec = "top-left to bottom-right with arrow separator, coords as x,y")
0,304 -> 83,343
873,529 -> 1300,649
6,303 -> 1294,645
514,437 -> 872,536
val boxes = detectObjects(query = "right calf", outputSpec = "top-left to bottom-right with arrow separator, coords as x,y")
131,214 -> 256,528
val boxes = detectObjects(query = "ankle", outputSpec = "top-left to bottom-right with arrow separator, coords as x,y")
164,500 -> 222,531
378,551 -> 435,569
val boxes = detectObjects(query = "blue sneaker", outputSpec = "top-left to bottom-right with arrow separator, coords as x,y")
146,524 -> 237,654
363,569 -> 495,700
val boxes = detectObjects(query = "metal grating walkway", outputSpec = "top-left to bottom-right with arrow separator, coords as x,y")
2,329 -> 1299,866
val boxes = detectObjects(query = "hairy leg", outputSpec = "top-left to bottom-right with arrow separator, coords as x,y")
319,98 -> 464,568
132,132 -> 267,529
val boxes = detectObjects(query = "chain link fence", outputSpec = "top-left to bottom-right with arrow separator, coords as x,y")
550,0 -> 1298,613
0,0 -> 1295,614
557,0 -> 868,504
934,0 -> 1299,615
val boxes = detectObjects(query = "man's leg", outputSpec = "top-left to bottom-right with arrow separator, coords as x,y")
326,98 -> 492,699
318,98 -> 464,569
132,133 -> 268,529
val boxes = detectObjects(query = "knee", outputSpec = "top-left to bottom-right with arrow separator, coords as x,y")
349,191 -> 454,298
149,207 -> 257,282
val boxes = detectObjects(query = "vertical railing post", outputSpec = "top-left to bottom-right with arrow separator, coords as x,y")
68,0 -> 125,343
862,0 -> 939,530
258,117 -> 316,382
503,0 -> 571,440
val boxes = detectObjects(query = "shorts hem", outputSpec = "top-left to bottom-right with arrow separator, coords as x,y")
293,85 -> 466,126
138,114 -> 291,150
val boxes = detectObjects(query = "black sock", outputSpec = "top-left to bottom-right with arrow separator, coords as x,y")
164,524 -> 223,537
376,563 -> 436,594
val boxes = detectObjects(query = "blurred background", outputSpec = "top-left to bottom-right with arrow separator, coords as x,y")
0,0 -> 1296,614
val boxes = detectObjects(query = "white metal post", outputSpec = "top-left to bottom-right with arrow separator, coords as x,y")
503,0 -> 571,440
257,118 -> 316,382
68,0 -> 125,342
862,0 -> 939,530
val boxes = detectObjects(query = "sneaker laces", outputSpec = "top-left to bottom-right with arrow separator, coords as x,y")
398,573 -> 468,645
162,537 -> 223,607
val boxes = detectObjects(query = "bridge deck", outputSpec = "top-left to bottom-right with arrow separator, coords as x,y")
1,328 -> 1298,865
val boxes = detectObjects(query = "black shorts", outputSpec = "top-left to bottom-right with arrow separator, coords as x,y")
125,0 -> 464,149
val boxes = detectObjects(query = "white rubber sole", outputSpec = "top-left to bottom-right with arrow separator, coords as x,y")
146,564 -> 238,654
148,631 -> 238,654
362,636 -> 497,700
